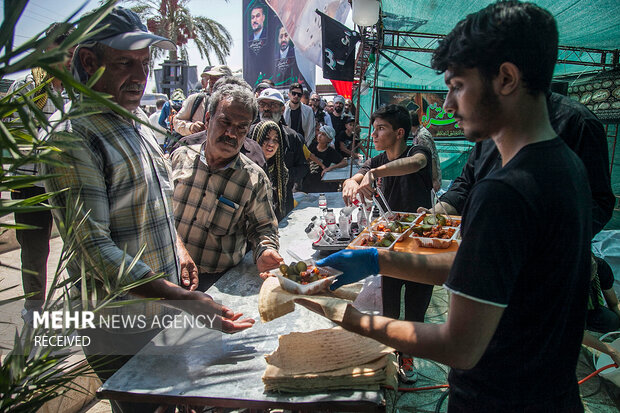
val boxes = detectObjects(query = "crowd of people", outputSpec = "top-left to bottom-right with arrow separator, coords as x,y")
7,2 -> 620,412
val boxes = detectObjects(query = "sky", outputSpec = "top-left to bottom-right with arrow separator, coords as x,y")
6,0 -> 350,91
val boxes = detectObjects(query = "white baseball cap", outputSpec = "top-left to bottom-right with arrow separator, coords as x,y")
257,88 -> 285,105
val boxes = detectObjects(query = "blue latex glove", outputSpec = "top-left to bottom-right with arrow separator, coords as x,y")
316,248 -> 380,291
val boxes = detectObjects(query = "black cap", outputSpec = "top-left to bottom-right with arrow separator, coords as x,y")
85,7 -> 175,51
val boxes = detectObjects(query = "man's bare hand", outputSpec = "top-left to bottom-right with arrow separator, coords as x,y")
259,271 -> 275,280
186,293 -> 255,333
189,121 -> 205,134
342,179 -> 360,206
177,237 -> 198,291
257,248 -> 284,272
358,170 -> 376,201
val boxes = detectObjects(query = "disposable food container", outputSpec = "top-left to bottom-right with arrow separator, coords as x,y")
410,213 -> 461,249
271,259 -> 342,295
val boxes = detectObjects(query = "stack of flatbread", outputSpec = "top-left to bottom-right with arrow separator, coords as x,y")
263,327 -> 397,392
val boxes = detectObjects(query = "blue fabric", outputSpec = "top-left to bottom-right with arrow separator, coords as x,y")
316,248 -> 379,290
158,101 -> 171,129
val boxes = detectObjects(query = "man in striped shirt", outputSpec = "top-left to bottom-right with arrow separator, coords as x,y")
172,83 -> 283,291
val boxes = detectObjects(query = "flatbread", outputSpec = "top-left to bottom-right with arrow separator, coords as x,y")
258,276 -> 296,322
263,357 -> 389,392
265,327 -> 393,375
262,328 -> 398,392
258,276 -> 363,323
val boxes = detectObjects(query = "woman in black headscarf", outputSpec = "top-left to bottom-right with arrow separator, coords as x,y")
251,120 -> 291,220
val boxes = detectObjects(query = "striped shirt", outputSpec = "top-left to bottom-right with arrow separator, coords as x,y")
172,144 -> 279,273
42,105 -> 180,291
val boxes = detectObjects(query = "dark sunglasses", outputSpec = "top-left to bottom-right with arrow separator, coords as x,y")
290,91 -> 302,97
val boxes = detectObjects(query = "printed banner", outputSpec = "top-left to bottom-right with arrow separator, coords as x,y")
243,0 -> 314,90
318,10 -> 359,81
266,0 -> 350,68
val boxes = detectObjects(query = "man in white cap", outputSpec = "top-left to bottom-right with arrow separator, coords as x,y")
252,88 -> 308,216
173,64 -> 233,136
42,8 -> 253,412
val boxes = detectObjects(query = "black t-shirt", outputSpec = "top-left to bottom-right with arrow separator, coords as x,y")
440,92 -> 613,235
329,112 -> 347,136
302,141 -> 343,193
289,106 -> 303,136
444,138 -> 591,410
335,130 -> 353,158
358,145 -> 432,212
308,140 -> 343,169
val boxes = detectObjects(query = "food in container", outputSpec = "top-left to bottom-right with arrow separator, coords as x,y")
373,220 -> 410,233
349,231 -> 400,250
272,259 -> 341,295
415,213 -> 461,227
410,213 -> 460,249
371,211 -> 418,233
390,212 -> 418,223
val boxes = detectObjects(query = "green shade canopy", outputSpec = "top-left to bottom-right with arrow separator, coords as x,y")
369,0 -> 620,91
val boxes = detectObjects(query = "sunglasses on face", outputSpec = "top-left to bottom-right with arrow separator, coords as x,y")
290,91 -> 302,97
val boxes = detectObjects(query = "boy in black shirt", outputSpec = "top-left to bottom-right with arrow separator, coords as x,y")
342,104 -> 433,383
302,2 -> 591,411
334,116 -> 359,158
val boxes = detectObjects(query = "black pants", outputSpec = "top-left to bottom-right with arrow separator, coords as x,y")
381,276 -> 434,321
447,382 -> 583,412
12,186 -> 53,310
587,256 -> 620,332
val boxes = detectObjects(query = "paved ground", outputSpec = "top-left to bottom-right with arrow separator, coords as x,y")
1,230 -> 618,412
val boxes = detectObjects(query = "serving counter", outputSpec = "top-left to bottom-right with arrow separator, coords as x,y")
98,192 -> 386,411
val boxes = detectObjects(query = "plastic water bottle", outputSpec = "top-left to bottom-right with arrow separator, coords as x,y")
305,223 -> 322,242
325,208 -> 337,234
318,193 -> 327,212
357,206 -> 368,229
338,205 -> 356,238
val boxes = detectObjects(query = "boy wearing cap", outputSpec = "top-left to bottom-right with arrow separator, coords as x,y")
42,8 -> 254,411
173,64 -> 233,136
302,125 -> 347,193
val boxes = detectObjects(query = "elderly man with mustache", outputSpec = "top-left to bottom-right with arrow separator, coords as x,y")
171,84 -> 283,291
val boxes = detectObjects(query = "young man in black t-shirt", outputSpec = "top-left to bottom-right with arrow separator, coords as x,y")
342,104 -> 433,383
301,3 -> 591,411
334,116 -> 359,159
